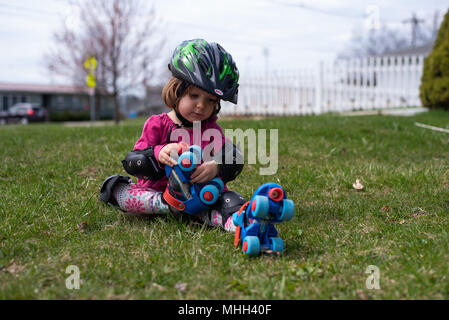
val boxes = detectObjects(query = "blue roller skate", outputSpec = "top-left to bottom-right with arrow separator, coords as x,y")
232,183 -> 295,256
163,143 -> 224,215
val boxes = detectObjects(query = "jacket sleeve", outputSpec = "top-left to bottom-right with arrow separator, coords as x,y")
131,116 -> 170,186
133,115 -> 167,167
207,120 -> 244,183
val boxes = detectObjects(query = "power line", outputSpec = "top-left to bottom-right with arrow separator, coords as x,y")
0,1 -> 59,16
164,18 -> 324,53
267,0 -> 422,25
269,0 -> 366,19
0,8 -> 53,22
0,4 -> 61,24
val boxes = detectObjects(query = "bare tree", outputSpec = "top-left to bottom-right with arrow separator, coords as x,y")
44,0 -> 166,123
338,23 -> 410,59
338,10 -> 443,59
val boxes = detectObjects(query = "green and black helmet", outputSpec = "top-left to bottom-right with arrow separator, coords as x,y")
169,39 -> 239,104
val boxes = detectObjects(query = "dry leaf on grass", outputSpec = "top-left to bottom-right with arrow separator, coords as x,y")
353,179 -> 364,190
356,289 -> 367,300
151,283 -> 166,291
411,208 -> 427,218
2,261 -> 25,274
380,205 -> 391,212
77,221 -> 88,231
175,282 -> 187,292
8,263 -> 25,273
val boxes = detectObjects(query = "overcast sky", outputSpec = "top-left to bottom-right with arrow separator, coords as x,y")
0,0 -> 448,86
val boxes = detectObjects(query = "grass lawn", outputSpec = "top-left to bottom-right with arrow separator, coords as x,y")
0,110 -> 448,299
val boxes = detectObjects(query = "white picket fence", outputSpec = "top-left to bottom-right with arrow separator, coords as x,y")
220,55 -> 425,116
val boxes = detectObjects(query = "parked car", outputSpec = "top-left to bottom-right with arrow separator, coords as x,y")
1,103 -> 48,124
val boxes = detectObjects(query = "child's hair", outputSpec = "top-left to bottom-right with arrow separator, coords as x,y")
161,76 -> 221,117
161,77 -> 186,109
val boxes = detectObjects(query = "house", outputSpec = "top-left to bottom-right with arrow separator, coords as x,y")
142,85 -> 167,116
117,87 -> 167,118
0,82 -> 114,120
383,42 -> 434,57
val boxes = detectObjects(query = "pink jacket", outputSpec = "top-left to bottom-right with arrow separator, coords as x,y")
133,112 -> 227,192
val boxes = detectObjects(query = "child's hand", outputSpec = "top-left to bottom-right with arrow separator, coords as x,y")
190,160 -> 219,184
158,143 -> 179,167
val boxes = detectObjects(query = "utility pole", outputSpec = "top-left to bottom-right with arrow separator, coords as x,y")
84,55 -> 97,122
432,10 -> 440,40
403,12 -> 425,47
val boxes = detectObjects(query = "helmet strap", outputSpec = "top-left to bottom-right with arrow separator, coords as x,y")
174,107 -> 194,128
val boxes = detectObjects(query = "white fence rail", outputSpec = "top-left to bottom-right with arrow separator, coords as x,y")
220,55 -> 425,116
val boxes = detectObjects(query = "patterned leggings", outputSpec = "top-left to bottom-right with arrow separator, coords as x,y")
114,183 -> 170,214
112,183 -> 236,232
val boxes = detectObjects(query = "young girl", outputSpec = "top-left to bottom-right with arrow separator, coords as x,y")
100,39 -> 246,232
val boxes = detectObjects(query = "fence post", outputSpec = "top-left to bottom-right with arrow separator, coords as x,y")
315,61 -> 323,114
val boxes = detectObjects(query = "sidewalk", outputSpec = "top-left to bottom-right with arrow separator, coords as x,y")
339,107 -> 428,117
63,120 -> 116,127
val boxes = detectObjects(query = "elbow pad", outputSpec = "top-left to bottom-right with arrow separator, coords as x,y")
121,146 -> 165,180
215,141 -> 244,183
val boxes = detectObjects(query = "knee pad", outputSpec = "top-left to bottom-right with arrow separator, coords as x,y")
212,191 -> 247,222
122,147 -> 164,181
214,141 -> 244,183
99,175 -> 132,210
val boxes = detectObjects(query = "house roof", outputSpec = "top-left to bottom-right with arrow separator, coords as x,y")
0,82 -> 91,94
384,43 -> 434,57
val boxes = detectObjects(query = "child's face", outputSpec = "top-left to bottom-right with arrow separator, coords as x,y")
177,86 -> 219,122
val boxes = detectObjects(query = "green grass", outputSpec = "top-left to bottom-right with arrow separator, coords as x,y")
1,110 -> 449,299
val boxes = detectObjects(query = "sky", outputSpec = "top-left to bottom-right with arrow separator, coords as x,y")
0,0 -> 448,86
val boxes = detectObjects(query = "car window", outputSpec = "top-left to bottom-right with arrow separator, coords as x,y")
13,103 -> 40,111
9,106 -> 27,112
